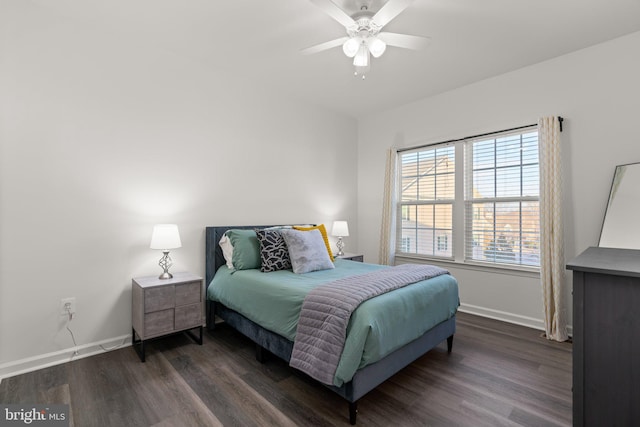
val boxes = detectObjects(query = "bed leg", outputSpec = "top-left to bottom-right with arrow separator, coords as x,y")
255,344 -> 265,363
349,401 -> 358,425
206,301 -> 216,331
447,335 -> 454,353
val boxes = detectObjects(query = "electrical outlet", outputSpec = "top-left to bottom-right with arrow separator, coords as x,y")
60,297 -> 76,316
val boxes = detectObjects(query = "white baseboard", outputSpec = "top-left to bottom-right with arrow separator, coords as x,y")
459,303 -> 546,331
459,303 -> 573,336
0,334 -> 131,384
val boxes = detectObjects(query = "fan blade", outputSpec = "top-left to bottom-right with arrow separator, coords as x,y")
309,0 -> 356,28
378,32 -> 431,50
301,37 -> 350,55
372,0 -> 415,27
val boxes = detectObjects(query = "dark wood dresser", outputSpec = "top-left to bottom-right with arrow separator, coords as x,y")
567,247 -> 640,426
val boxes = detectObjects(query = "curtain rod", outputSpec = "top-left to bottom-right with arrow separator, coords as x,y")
397,116 -> 564,153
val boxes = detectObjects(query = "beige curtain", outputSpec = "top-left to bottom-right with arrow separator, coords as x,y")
379,148 -> 397,265
539,116 -> 568,342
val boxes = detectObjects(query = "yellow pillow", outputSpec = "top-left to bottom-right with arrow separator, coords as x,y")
293,224 -> 334,261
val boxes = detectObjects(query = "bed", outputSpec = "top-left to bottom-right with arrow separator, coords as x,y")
205,225 -> 459,424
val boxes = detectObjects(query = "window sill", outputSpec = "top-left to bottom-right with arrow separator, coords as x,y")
394,254 -> 541,279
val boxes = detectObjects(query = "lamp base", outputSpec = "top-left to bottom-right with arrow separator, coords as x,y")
158,250 -> 174,280
336,237 -> 345,257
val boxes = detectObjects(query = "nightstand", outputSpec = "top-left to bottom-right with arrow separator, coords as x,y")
336,252 -> 364,262
132,272 -> 203,362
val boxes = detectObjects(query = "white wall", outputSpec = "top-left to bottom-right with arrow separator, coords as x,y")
4,1 -> 639,380
357,31 -> 640,329
0,2 -> 358,377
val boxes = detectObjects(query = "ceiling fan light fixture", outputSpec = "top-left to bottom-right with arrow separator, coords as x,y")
368,37 -> 387,58
342,37 -> 360,58
353,44 -> 369,67
305,0 -> 427,78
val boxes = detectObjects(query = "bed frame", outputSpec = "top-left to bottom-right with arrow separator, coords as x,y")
205,225 -> 455,424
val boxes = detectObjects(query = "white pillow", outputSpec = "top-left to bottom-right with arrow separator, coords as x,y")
219,234 -> 234,269
280,228 -> 335,274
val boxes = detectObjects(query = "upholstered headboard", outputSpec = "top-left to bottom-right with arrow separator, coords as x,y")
205,225 -> 287,287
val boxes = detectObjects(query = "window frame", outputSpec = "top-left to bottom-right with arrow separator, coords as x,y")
394,126 -> 540,273
396,144 -> 456,260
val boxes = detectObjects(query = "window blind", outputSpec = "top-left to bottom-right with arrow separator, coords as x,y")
464,128 -> 540,267
397,144 -> 455,258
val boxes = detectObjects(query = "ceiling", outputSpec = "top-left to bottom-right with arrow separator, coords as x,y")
26,0 -> 640,118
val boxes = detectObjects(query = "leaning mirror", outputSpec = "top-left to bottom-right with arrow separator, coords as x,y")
599,162 -> 640,249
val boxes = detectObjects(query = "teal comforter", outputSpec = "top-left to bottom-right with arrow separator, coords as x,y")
207,259 -> 459,386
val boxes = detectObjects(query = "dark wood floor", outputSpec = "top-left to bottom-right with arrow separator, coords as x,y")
0,312 -> 572,426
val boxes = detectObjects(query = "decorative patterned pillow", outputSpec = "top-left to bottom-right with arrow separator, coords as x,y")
255,228 -> 292,273
280,228 -> 335,274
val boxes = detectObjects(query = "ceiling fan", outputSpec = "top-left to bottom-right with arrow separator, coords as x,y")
302,0 -> 430,79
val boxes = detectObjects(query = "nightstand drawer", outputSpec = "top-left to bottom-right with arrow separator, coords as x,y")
144,309 -> 174,336
175,303 -> 202,330
175,281 -> 201,306
145,286 -> 175,312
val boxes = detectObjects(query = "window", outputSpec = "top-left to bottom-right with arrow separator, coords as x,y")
401,237 -> 411,252
437,235 -> 448,252
465,131 -> 540,267
401,205 -> 410,221
395,127 -> 540,270
398,145 -> 455,258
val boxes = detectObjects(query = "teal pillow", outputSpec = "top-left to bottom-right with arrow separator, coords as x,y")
226,229 -> 261,270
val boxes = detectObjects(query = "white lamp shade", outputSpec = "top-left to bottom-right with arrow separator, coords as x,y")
332,221 -> 350,237
342,38 -> 360,58
150,224 -> 182,250
368,37 -> 387,58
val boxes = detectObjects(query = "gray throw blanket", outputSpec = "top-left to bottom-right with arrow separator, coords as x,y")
289,263 -> 449,385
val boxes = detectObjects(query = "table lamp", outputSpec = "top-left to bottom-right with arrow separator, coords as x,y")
331,221 -> 349,256
150,224 -> 182,279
